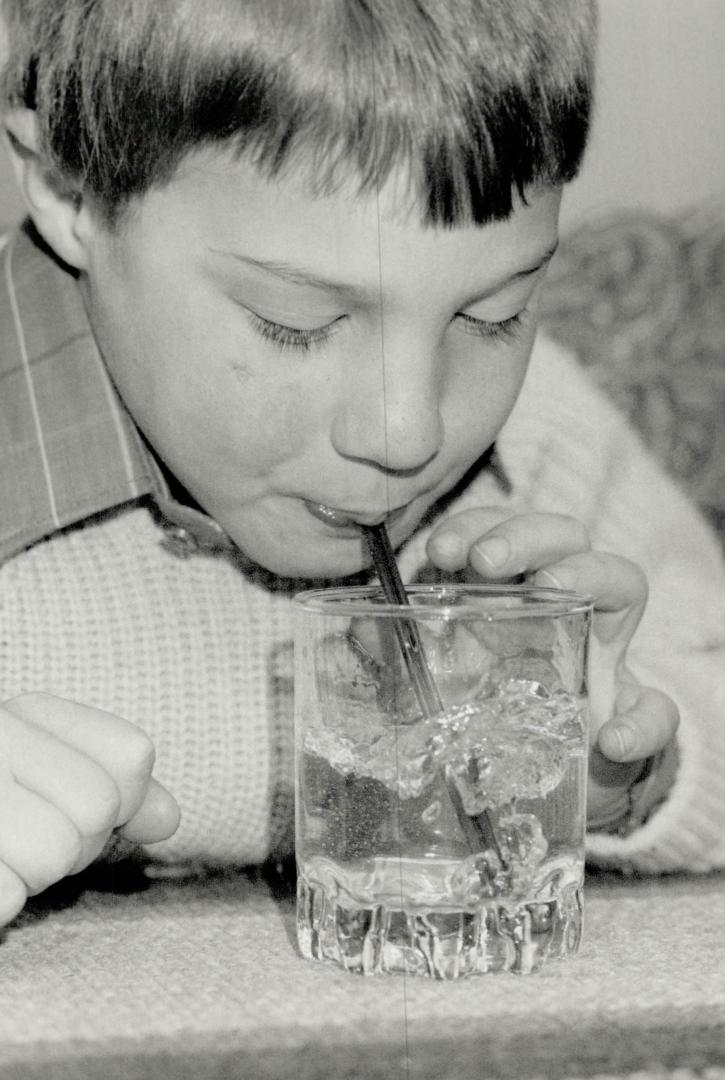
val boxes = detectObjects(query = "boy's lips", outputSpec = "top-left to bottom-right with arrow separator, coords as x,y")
304,500 -> 409,531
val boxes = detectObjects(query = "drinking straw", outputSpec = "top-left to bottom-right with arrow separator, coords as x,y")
362,522 -> 504,862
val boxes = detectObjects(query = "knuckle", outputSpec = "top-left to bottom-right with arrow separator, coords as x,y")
658,690 -> 680,734
593,551 -> 648,598
556,515 -> 590,550
49,823 -> 84,881
614,555 -> 649,605
123,727 -> 156,777
0,871 -> 27,926
79,776 -> 122,836
29,823 -> 84,892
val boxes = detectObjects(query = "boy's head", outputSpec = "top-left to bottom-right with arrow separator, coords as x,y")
1,1 -> 597,579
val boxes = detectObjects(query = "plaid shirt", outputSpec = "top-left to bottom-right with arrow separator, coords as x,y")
0,223 -> 228,563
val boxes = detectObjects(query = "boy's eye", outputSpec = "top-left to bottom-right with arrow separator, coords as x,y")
247,308 -> 525,352
455,310 -> 525,342
248,312 -> 343,352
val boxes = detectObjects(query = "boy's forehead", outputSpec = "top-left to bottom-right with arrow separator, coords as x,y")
123,149 -> 562,306
177,143 -> 560,242
178,142 -> 422,220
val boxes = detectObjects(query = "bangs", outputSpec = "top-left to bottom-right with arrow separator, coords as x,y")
3,0 -> 596,225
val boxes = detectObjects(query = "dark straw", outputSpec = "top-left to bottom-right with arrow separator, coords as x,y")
362,522 -> 504,862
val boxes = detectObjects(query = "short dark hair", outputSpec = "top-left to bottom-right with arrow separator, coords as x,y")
1,0 -> 597,226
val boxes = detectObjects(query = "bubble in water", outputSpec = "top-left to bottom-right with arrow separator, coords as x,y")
421,799 -> 442,826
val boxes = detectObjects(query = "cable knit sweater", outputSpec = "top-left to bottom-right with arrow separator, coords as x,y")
2,334 -> 724,876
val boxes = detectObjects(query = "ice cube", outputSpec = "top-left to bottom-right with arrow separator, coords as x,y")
449,812 -> 548,901
306,637 -> 585,810
427,683 -> 585,811
449,732 -> 569,814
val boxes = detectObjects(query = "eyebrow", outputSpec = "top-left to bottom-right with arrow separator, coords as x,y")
473,241 -> 560,296
209,249 -> 355,295
209,241 -> 559,298
511,242 -> 559,281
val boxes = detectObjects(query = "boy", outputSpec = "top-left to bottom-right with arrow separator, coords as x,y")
0,0 -> 722,928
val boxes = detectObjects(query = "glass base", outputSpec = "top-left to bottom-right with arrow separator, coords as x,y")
297,856 -> 583,978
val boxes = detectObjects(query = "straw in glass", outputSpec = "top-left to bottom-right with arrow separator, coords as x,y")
361,522 -> 504,863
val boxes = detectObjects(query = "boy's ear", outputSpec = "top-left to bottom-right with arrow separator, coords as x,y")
3,107 -> 94,271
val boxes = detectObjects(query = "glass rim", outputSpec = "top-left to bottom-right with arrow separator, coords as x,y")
293,583 -> 593,620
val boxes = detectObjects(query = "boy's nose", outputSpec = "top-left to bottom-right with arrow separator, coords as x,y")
331,346 -> 444,472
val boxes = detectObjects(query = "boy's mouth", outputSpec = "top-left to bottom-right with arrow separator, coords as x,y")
304,500 -> 408,532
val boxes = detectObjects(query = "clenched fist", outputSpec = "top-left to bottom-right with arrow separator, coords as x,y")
0,694 -> 180,926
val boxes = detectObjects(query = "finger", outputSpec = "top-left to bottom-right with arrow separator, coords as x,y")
427,507 -> 518,569
4,695 -> 155,826
597,685 -> 680,764
0,783 -> 82,895
428,509 -> 590,578
0,861 -> 28,927
535,552 -> 648,652
0,709 -> 121,838
534,551 -> 648,642
587,746 -> 645,807
534,552 -> 648,614
69,830 -> 119,874
117,777 -> 181,845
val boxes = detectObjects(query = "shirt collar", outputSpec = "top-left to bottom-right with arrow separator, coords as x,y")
0,221 -> 229,562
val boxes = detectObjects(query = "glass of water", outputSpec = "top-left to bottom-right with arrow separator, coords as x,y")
294,584 -> 592,977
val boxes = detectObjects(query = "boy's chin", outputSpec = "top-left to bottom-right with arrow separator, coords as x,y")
234,534 -> 371,582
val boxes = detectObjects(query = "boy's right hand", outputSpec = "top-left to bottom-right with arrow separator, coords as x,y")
0,693 -> 180,928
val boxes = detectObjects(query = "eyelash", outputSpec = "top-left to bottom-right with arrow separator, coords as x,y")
247,309 -> 526,353
247,313 -> 337,352
455,310 -> 525,342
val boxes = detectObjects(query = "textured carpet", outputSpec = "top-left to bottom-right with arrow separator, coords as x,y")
0,863 -> 723,1080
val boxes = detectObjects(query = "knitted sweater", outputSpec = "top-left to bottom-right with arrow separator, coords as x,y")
2,334 -> 724,875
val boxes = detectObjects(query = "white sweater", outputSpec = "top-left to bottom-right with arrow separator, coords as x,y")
2,334 -> 724,874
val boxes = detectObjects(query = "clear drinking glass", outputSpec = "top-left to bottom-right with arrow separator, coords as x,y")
294,584 -> 592,977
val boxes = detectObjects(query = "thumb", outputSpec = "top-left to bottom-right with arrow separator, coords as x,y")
117,777 -> 181,844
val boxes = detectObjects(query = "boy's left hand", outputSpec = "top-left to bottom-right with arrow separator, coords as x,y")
427,508 -> 680,827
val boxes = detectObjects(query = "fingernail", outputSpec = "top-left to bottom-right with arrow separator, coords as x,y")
609,723 -> 637,758
431,531 -> 465,562
473,536 -> 510,569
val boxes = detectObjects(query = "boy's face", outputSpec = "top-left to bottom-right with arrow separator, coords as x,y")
76,151 -> 561,578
